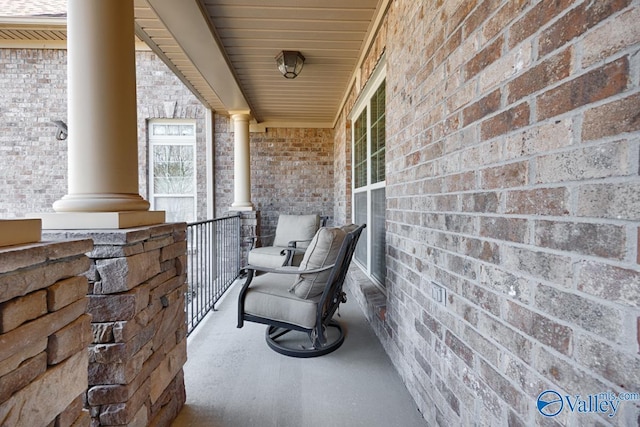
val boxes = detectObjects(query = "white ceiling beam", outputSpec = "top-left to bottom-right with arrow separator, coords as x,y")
145,0 -> 251,115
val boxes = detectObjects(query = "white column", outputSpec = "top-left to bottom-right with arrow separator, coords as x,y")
230,113 -> 254,210
53,0 -> 149,213
205,109 -> 215,218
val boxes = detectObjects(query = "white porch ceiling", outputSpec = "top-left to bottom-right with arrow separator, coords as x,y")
140,0 -> 386,127
0,0 -> 387,127
201,0 -> 382,126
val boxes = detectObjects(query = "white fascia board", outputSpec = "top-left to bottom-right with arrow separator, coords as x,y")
146,0 -> 251,114
0,17 -> 66,27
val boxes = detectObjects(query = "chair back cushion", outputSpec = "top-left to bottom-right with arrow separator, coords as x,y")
273,214 -> 320,249
290,227 -> 346,299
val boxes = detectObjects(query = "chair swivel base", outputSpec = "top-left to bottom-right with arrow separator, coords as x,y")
265,320 -> 345,358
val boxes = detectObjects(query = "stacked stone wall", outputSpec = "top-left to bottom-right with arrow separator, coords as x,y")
44,223 -> 188,427
0,238 -> 93,426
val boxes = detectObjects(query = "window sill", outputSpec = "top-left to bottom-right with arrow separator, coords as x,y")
346,264 -> 387,329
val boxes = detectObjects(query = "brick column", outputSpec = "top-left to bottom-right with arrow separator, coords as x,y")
233,210 -> 259,266
44,224 -> 188,427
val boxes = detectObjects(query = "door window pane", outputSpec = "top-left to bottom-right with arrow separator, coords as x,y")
153,145 -> 195,194
149,121 -> 197,222
154,197 -> 195,223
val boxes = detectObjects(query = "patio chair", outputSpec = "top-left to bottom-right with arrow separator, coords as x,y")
247,214 -> 327,268
238,223 -> 365,357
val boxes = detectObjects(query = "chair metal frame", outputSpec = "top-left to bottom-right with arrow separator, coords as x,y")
237,224 -> 365,357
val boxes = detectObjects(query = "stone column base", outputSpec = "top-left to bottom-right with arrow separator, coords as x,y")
43,223 -> 188,427
30,211 -> 166,230
231,210 -> 259,267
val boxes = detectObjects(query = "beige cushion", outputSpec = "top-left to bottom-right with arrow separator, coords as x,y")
247,246 -> 290,269
273,214 -> 320,249
290,227 -> 346,299
244,273 -> 319,329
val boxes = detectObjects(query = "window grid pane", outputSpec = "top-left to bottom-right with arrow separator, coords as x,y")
371,81 -> 386,184
152,124 -> 166,135
371,188 -> 386,284
352,77 -> 385,287
154,197 -> 195,223
180,125 -> 194,136
354,192 -> 368,268
354,110 -> 367,189
153,145 -> 195,194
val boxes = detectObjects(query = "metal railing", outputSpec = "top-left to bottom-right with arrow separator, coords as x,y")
186,213 -> 242,335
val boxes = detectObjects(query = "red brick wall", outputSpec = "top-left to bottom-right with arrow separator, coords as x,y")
135,52 -> 208,220
0,49 -> 68,216
251,127 -> 334,234
342,0 -> 640,425
0,49 -> 207,220
215,121 -> 335,234
332,108 -> 352,225
213,114 -> 234,218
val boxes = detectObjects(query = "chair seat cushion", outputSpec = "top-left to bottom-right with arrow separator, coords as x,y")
244,273 -> 319,329
290,227 -> 347,299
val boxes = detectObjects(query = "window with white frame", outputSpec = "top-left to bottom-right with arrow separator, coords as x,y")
149,121 -> 197,223
351,62 -> 386,287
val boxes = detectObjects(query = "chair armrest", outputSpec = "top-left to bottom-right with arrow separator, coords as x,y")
246,233 -> 275,242
281,241 -> 311,266
279,246 -> 307,256
243,264 -> 335,275
246,233 -> 275,249
286,238 -> 312,248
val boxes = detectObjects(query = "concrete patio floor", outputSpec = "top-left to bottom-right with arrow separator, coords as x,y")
172,280 -> 428,427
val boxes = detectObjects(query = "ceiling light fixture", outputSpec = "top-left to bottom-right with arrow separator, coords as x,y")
275,51 -> 305,79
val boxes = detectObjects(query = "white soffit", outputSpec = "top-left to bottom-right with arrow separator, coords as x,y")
0,17 -> 66,48
200,0 -> 383,127
0,0 -> 236,115
0,0 -> 388,128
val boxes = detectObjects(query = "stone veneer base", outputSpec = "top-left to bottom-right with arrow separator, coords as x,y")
44,223 -> 188,427
0,238 -> 94,426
